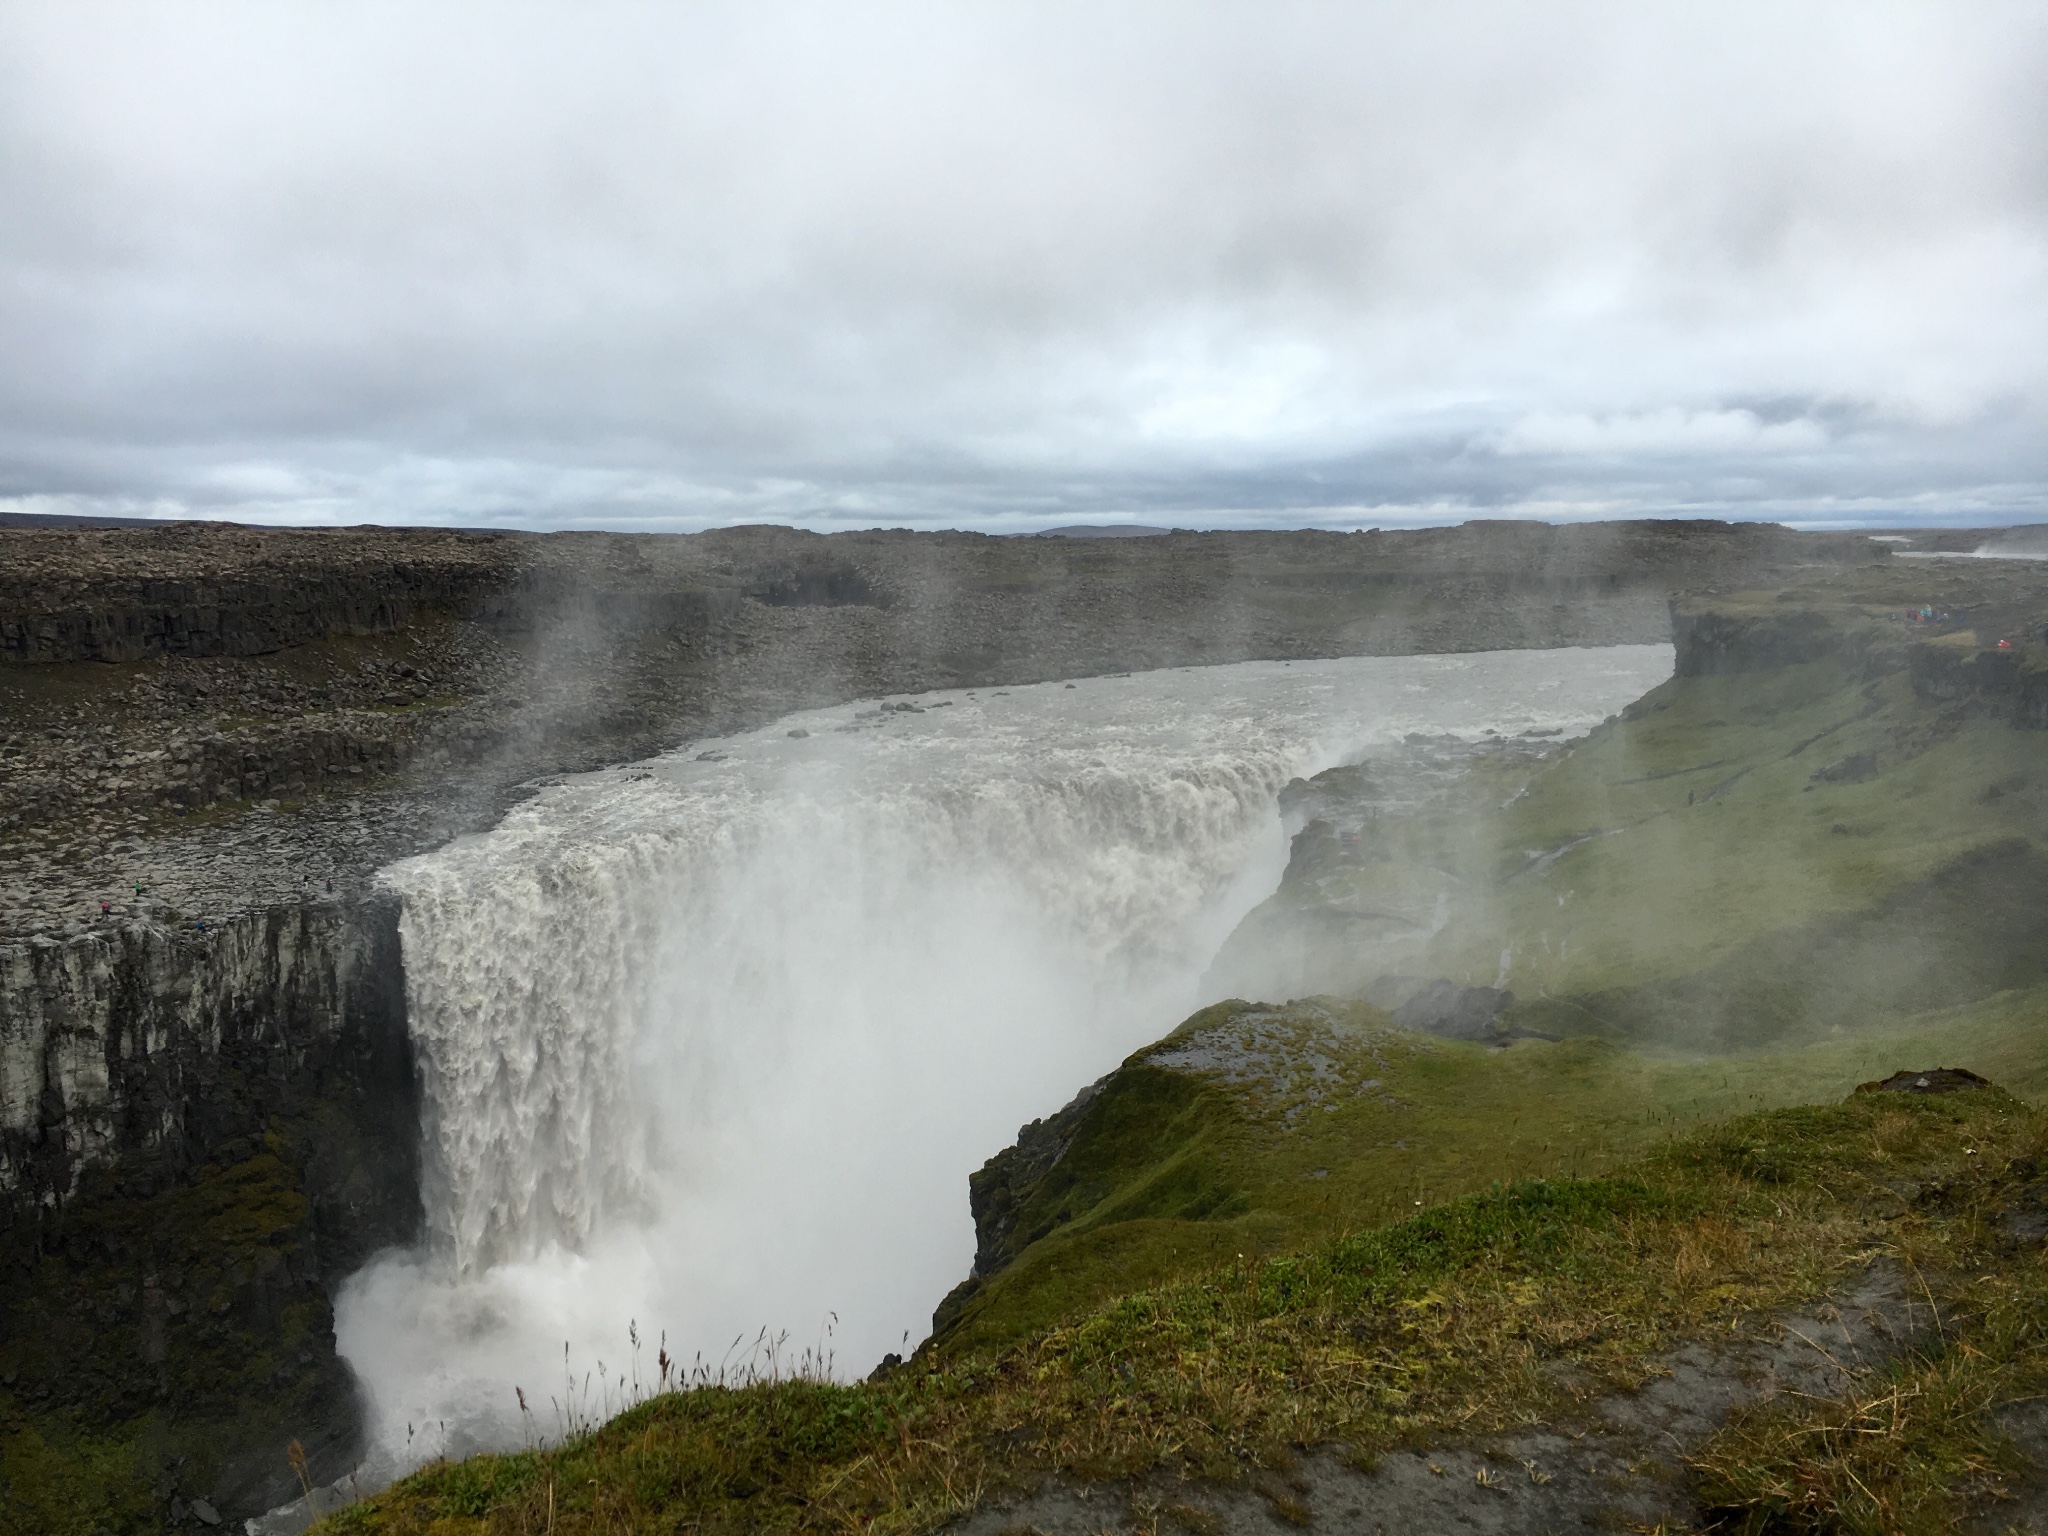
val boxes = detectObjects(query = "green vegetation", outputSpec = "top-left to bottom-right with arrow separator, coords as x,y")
939,984 -> 2048,1352
318,1087 -> 2048,1534
1226,650 -> 2048,1040
1218,558 -> 2048,1045
1469,659 -> 2048,1020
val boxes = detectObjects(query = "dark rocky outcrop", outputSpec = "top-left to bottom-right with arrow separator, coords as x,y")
0,526 -> 522,665
1909,637 -> 2048,726
1669,604 -> 1860,677
1,900 -> 414,1229
0,898 -> 417,1519
965,1080 -> 1107,1283
1276,764 -> 1378,826
742,555 -> 879,608
1669,556 -> 2048,728
1856,1067 -> 1992,1096
928,1078 -> 1106,1337
1389,980 -> 1516,1041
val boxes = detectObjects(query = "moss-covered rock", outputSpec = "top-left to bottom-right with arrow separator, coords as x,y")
0,1134 -> 358,1531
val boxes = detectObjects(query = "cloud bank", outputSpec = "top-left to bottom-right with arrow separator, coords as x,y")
1,2 -> 2043,532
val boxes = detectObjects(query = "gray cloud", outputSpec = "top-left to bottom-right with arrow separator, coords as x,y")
1,1 -> 2043,531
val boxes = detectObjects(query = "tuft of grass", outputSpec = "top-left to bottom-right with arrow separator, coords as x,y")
1687,1119 -> 2048,1535
1692,1344 -> 2025,1535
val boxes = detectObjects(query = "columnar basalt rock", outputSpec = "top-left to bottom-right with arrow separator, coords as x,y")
0,899 -> 414,1225
0,527 -> 523,664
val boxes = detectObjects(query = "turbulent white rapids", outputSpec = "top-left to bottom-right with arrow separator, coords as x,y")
337,647 -> 1670,1467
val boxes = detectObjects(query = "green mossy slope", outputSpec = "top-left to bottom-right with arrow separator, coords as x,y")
935,987 -> 2048,1353
1214,558 -> 2048,1023
322,1084 -> 2048,1535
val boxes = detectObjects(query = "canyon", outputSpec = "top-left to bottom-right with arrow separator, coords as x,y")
0,517 -> 1962,1526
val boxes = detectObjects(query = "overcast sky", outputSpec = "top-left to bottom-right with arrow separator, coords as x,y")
1,3 -> 2043,534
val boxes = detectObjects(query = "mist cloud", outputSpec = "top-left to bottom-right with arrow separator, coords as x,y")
1,2 -> 2043,531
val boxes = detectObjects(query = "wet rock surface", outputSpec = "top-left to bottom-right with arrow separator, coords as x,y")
0,900 -> 415,1519
1203,730 -> 1559,1008
1388,979 -> 1516,1041
931,1076 -> 1112,1336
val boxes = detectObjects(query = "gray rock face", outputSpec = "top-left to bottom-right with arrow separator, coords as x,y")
1,899 -> 414,1235
0,897 -> 418,1518
0,525 -> 749,666
0,525 -> 521,664
928,1077 -> 1107,1337
1668,605 -> 1854,677
967,1079 -> 1107,1281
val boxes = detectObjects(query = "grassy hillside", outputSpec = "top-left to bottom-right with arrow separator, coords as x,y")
1218,630 -> 2048,1033
317,1084 -> 2047,1535
937,563 -> 2048,1352
932,986 -> 2048,1354
1467,659 -> 2048,1035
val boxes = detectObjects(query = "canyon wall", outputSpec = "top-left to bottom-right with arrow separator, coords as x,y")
0,900 -> 417,1514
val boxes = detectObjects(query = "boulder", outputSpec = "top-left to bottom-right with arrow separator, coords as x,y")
1855,1067 -> 1992,1096
1392,980 -> 1516,1041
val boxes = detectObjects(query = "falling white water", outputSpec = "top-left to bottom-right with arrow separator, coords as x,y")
335,647 -> 1670,1468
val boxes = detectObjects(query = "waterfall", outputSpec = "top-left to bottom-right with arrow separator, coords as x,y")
338,646 -> 1672,1467
393,749 -> 1294,1275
